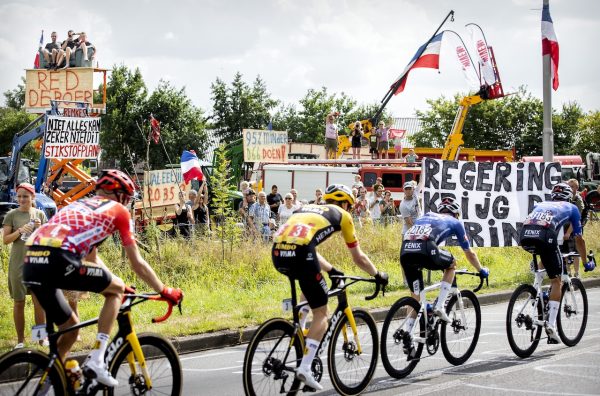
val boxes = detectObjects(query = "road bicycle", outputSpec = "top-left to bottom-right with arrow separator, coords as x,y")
242,275 -> 385,396
0,286 -> 182,395
380,270 -> 486,379
506,252 -> 590,358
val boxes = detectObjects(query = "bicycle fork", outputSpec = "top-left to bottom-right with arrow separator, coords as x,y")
340,307 -> 363,355
119,311 -> 153,390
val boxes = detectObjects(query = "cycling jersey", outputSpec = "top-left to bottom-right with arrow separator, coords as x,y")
404,212 -> 471,250
522,201 -> 582,236
273,204 -> 358,248
28,196 -> 135,258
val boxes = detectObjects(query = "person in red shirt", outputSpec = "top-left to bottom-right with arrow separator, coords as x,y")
23,169 -> 183,387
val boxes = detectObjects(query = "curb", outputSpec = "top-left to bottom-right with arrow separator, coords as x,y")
173,277 -> 600,356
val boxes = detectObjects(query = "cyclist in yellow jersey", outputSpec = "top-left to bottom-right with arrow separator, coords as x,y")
272,184 -> 388,391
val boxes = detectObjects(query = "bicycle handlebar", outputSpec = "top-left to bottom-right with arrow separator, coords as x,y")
455,269 -> 487,293
123,286 -> 183,323
329,275 -> 386,301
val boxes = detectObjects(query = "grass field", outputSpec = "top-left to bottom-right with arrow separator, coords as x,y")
0,221 -> 598,352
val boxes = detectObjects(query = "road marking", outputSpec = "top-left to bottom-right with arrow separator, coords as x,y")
183,365 -> 242,372
180,350 -> 241,361
464,383 -> 598,395
534,364 -> 599,380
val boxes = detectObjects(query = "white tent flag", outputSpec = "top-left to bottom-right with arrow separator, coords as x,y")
466,24 -> 496,86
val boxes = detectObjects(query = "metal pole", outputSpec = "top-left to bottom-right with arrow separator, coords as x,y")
542,0 -> 554,162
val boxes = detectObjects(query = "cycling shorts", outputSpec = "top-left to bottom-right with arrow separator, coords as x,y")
400,239 -> 454,294
519,224 -> 562,279
23,246 -> 112,325
272,243 -> 329,309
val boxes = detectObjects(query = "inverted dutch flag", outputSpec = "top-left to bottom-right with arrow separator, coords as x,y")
181,150 -> 204,184
34,30 -> 43,68
542,3 -> 559,90
392,32 -> 444,95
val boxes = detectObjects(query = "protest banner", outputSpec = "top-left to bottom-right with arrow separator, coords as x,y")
243,129 -> 288,163
25,68 -> 96,113
44,115 -> 101,159
421,158 -> 561,247
142,168 -> 190,207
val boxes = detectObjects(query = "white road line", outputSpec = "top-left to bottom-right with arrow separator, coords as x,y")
180,350 -> 241,361
183,365 -> 242,372
534,364 -> 600,380
464,383 -> 598,395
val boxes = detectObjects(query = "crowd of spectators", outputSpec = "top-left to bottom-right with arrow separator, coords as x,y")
38,30 -> 96,70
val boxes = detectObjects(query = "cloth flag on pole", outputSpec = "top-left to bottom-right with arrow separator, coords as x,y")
149,114 -> 161,144
392,32 -> 444,95
541,3 -> 559,90
465,24 -> 497,86
181,150 -> 204,184
34,30 -> 43,68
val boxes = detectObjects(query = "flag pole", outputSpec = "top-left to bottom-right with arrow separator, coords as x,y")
373,10 -> 455,125
542,0 -> 554,162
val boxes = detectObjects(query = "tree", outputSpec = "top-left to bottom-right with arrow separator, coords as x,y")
0,108 -> 36,157
574,111 -> 600,157
210,73 -> 278,144
3,77 -> 26,110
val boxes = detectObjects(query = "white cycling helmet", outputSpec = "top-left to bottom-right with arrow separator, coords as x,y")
437,196 -> 460,215
550,183 -> 573,202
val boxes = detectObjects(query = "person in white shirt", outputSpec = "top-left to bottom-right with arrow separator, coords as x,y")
277,193 -> 297,225
369,186 -> 384,223
400,181 -> 421,234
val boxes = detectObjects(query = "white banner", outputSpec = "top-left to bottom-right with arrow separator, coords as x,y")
421,158 -> 561,247
243,129 -> 288,163
44,115 -> 101,159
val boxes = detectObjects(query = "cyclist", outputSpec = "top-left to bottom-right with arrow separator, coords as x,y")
272,184 -> 388,391
23,170 -> 183,387
401,197 -> 489,327
519,182 -> 595,343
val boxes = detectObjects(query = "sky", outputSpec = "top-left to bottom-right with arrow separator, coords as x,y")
1,0 -> 598,118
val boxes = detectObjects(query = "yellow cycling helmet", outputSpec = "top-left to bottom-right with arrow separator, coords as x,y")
324,184 -> 355,206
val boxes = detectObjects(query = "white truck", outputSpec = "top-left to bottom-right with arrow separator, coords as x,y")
254,164 -> 359,201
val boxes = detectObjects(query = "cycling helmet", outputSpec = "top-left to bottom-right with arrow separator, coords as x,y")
324,184 -> 355,206
96,169 -> 136,204
550,183 -> 573,202
437,196 -> 460,215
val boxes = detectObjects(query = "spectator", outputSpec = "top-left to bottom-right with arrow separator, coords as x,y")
249,191 -> 272,242
174,191 -> 193,237
267,185 -> 283,216
290,189 -> 302,209
76,32 -> 95,63
351,121 -> 363,160
380,190 -> 396,225
278,193 -> 296,225
352,174 -> 364,190
355,186 -> 371,226
192,193 -> 211,236
375,121 -> 390,160
565,178 -> 585,277
56,30 -> 77,68
373,177 -> 384,195
325,112 -> 339,160
42,31 -> 60,69
404,148 -> 419,166
2,183 -> 47,349
399,181 -> 421,234
369,185 -> 384,223
393,132 -> 403,159
238,188 -> 256,233
309,188 -> 325,205
240,180 -> 250,196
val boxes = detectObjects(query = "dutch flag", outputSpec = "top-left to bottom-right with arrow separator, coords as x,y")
392,32 -> 444,95
542,2 -> 559,91
180,150 -> 204,184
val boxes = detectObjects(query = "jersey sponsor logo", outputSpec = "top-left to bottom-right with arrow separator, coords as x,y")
301,206 -> 327,215
68,226 -> 104,245
315,226 -> 335,243
307,252 -> 314,261
526,210 -> 554,225
404,241 -> 422,250
524,228 -> 541,237
279,250 -> 296,257
274,243 -> 297,250
26,250 -> 50,257
79,266 -> 103,277
28,257 -> 49,264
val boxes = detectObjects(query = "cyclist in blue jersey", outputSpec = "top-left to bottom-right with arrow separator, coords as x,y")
519,183 -> 596,343
401,196 -> 489,323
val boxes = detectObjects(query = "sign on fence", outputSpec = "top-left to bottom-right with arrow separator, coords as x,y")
143,168 -> 190,207
420,158 -> 561,247
243,129 -> 288,163
44,115 -> 101,159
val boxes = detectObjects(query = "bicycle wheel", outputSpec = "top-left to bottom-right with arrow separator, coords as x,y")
107,333 -> 182,396
0,348 -> 67,396
243,318 -> 303,396
380,297 -> 424,379
441,290 -> 481,365
506,284 -> 543,358
328,308 -> 378,396
557,278 -> 588,346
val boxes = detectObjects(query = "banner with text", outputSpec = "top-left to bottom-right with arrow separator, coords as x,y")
421,158 -> 561,247
143,168 -> 190,207
25,68 -> 95,113
243,129 -> 288,163
44,115 -> 101,159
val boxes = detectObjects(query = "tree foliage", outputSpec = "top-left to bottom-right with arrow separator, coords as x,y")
3,77 -> 26,110
412,87 -> 584,158
574,110 -> 600,156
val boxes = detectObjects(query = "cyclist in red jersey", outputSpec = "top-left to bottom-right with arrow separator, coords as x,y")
23,170 -> 183,387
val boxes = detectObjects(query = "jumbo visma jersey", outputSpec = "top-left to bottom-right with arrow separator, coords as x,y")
273,204 -> 358,248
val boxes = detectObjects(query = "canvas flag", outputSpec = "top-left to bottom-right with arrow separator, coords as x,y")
181,150 -> 204,184
392,32 -> 444,95
466,24 -> 496,86
541,2 -> 560,90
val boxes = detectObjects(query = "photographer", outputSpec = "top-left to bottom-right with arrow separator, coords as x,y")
380,190 -> 396,226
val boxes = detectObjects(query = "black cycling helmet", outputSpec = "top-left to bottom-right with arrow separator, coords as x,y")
96,169 -> 136,204
550,182 -> 573,202
324,184 -> 355,206
437,196 -> 460,215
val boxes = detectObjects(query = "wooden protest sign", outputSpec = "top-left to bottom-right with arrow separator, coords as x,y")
44,115 -> 101,159
243,129 -> 288,163
142,168 -> 190,207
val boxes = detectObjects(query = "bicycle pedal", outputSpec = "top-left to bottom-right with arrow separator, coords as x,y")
547,338 -> 560,345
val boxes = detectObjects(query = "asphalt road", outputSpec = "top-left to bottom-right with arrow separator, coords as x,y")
180,288 -> 600,396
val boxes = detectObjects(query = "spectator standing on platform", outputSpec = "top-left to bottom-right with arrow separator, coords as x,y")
2,183 -> 47,349
325,112 -> 339,160
393,132 -> 403,159
351,121 -> 363,159
400,181 -> 421,234
375,121 -> 390,160
278,193 -> 296,225
267,185 -> 284,216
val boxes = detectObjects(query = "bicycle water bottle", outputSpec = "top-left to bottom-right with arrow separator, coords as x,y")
426,303 -> 434,324
65,359 -> 82,390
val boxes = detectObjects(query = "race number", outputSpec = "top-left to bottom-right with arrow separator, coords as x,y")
282,298 -> 293,313
31,324 -> 48,342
